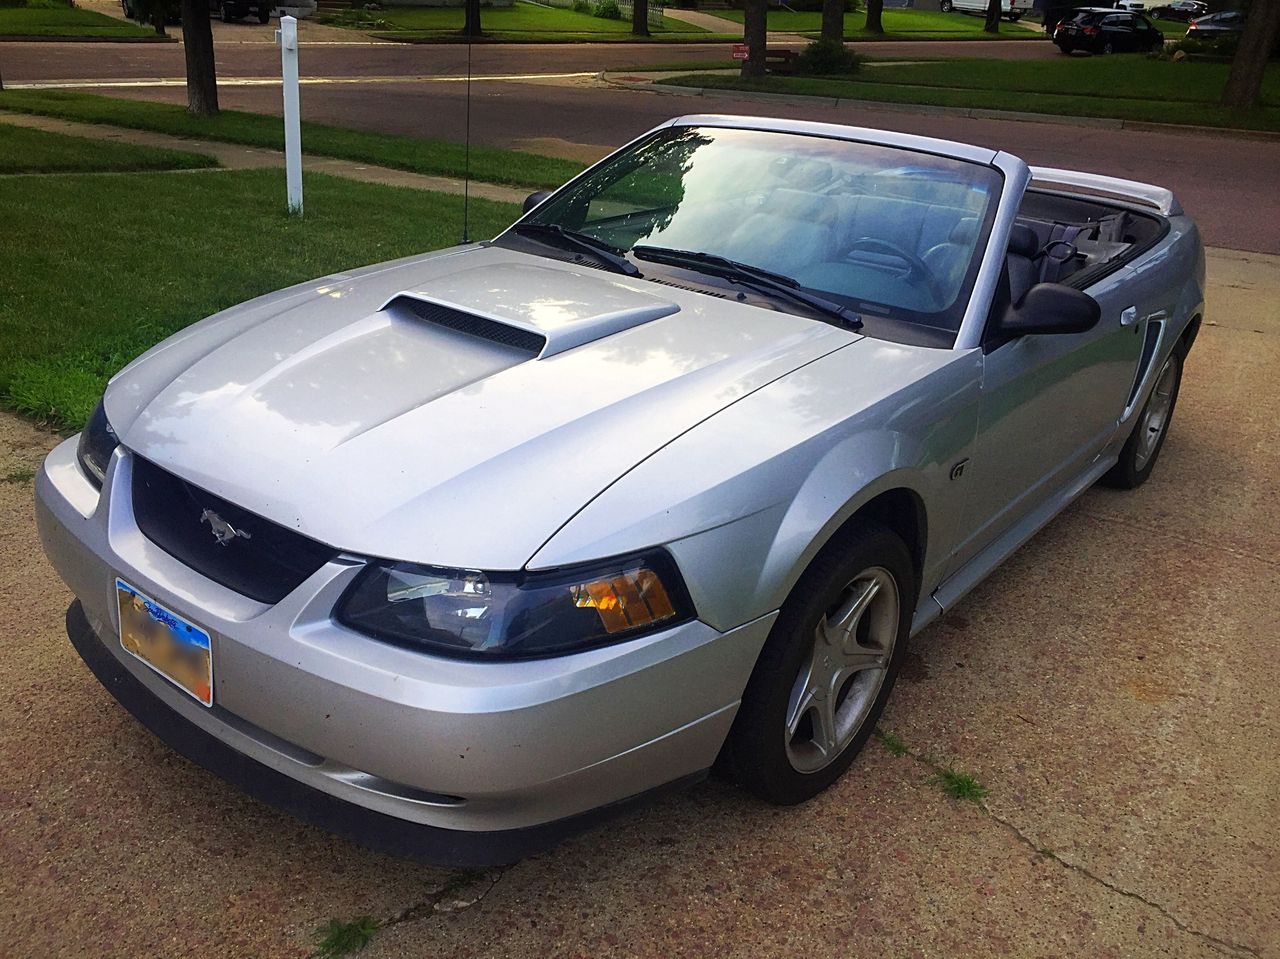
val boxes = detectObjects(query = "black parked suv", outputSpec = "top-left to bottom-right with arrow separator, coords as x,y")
1053,7 -> 1164,54
212,0 -> 273,22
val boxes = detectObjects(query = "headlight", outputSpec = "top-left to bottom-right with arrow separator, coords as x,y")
77,399 -> 120,488
336,550 -> 694,659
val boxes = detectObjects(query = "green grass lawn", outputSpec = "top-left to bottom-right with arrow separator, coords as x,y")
0,5 -> 156,38
0,169 -> 520,429
0,122 -> 216,173
705,7 -> 1043,39
664,54 -> 1279,131
0,90 -> 586,190
373,2 -> 702,35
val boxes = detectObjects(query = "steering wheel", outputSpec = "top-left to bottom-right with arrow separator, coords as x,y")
847,237 -> 946,306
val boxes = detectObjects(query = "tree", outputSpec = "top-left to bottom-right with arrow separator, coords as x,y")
864,0 -> 883,35
821,0 -> 844,45
741,0 -> 767,78
130,0 -> 180,37
1221,0 -> 1280,109
631,0 -> 650,38
463,0 -> 482,37
984,0 -> 1001,34
180,0 -> 218,115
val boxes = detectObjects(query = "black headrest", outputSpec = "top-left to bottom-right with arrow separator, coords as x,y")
1009,224 -> 1040,259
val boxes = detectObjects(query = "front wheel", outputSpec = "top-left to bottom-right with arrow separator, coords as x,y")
1101,351 -> 1183,489
1102,40 -> 1115,54
219,2 -> 232,20
257,4 -> 270,21
939,0 -> 953,11
726,520 -> 915,805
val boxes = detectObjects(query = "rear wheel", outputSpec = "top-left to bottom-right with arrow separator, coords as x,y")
726,520 -> 915,805
219,2 -> 232,20
257,4 -> 270,22
1102,39 -> 1115,53
1101,351 -> 1182,489
1057,40 -> 1074,53
939,0 -> 953,11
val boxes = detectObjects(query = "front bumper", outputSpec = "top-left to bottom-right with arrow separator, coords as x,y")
37,439 -> 776,862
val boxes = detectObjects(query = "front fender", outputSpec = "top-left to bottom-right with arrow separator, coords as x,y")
531,341 -> 983,632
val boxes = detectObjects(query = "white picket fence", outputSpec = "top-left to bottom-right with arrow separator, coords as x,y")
527,0 -> 665,30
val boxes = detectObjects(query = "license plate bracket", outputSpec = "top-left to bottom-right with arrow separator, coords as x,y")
116,578 -> 214,707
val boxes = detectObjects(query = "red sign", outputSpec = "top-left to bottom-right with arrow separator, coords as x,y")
732,43 -> 748,60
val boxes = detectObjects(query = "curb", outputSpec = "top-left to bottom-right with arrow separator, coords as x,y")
607,76 -> 1280,142
0,34 -> 177,42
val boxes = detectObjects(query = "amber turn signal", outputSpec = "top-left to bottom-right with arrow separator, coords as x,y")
571,567 -> 678,634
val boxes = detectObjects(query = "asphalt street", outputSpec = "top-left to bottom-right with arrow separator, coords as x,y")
5,39 -> 1277,254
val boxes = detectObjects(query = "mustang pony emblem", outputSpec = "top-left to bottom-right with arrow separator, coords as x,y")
200,508 -> 252,547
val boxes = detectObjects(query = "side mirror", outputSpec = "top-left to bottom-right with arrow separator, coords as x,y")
999,283 -> 1101,337
523,190 -> 553,214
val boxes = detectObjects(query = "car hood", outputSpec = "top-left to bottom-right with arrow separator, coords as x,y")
107,246 -> 856,569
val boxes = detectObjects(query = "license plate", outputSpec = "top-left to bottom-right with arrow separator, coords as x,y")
116,578 -> 214,707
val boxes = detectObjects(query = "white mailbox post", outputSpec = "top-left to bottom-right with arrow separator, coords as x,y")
277,15 -> 303,215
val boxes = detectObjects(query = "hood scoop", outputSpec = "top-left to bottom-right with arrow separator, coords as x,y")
385,261 -> 680,360
390,296 -> 547,356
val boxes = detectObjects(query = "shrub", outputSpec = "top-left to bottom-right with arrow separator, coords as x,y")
572,0 -> 590,11
1163,35 -> 1239,59
795,38 -> 860,75
592,0 -> 621,19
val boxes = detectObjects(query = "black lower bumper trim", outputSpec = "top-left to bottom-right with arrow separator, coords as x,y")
64,601 -> 705,868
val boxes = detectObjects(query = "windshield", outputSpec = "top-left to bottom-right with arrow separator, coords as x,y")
511,126 -> 1003,340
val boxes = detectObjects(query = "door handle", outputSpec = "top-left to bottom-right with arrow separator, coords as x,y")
1120,306 -> 1138,327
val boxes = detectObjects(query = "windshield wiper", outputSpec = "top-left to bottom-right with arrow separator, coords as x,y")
510,223 -> 640,277
631,246 -> 862,330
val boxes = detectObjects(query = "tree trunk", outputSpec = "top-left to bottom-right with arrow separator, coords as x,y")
821,0 -> 844,44
152,5 -> 166,36
741,0 -> 767,78
463,0 -> 482,37
631,0 -> 650,37
864,0 -> 883,35
984,0 -> 1001,34
1221,0 -> 1280,109
181,0 -> 218,115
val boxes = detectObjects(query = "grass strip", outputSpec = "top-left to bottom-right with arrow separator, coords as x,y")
662,59 -> 1280,133
0,5 -> 156,38
0,90 -> 586,191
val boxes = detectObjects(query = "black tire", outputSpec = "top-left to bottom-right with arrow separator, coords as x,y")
1102,40 -> 1115,54
1101,350 -> 1183,490
1057,40 -> 1074,54
219,2 -> 232,20
257,4 -> 270,22
939,0 -> 953,11
725,520 -> 916,805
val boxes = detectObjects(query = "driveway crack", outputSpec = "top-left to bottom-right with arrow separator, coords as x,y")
382,867 -> 507,930
883,736 -> 1261,959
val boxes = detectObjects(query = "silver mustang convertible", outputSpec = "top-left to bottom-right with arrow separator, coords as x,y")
37,116 -> 1205,865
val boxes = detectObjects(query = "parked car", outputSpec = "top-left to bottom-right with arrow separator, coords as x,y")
1150,0 -> 1207,21
1185,9 -> 1245,38
212,0 -> 272,22
38,115 -> 1205,866
1054,7 -> 1165,52
939,0 -> 1032,21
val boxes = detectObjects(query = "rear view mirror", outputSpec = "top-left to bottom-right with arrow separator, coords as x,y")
999,283 -> 1101,337
523,190 -> 553,214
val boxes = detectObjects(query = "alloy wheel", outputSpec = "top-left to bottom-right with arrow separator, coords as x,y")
784,567 -> 899,774
1134,356 -> 1177,471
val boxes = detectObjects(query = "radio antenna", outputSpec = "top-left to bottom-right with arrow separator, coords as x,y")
461,25 -> 473,244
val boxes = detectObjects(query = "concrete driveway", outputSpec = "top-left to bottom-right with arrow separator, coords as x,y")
1,249 -> 1277,958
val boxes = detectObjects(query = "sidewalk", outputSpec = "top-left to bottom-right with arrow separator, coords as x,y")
663,6 -> 808,42
0,109 -> 530,202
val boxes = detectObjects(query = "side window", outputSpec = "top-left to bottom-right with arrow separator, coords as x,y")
1137,14 -> 1154,30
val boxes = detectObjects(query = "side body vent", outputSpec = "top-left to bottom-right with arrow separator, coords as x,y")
393,297 -> 546,355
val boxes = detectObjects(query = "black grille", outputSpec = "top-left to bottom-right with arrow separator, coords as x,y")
131,457 -> 338,604
393,297 -> 546,355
